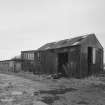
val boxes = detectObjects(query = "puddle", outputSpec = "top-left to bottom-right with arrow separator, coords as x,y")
1,98 -> 14,102
33,101 -> 48,105
77,101 -> 89,105
11,91 -> 23,95
39,87 -> 77,95
41,95 -> 59,104
38,88 -> 77,104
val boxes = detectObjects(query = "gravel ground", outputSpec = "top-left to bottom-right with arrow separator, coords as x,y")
0,73 -> 105,105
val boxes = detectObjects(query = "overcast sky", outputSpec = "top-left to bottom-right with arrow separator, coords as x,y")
0,0 -> 105,60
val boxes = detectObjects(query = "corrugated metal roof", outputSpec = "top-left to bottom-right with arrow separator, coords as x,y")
38,35 -> 89,51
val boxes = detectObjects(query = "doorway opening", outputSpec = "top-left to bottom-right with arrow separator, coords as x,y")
57,52 -> 68,76
88,47 -> 93,75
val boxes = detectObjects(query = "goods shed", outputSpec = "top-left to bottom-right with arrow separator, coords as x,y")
21,34 -> 104,78
34,34 -> 104,78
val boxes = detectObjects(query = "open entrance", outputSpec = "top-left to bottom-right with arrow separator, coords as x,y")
88,47 -> 93,75
57,52 -> 68,76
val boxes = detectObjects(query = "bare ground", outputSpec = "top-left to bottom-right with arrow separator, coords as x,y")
0,72 -> 105,105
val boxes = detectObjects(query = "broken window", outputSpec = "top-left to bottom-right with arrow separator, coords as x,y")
88,47 -> 96,64
28,53 -> 34,60
37,52 -> 41,63
23,53 -> 27,60
92,48 -> 96,64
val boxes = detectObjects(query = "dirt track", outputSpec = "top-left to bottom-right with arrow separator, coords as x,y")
0,73 -> 105,105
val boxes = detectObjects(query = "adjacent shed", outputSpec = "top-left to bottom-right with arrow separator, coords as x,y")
0,58 -> 22,73
21,50 -> 36,72
21,34 -> 104,78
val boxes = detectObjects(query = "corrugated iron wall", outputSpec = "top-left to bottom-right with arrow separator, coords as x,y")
80,47 -> 103,78
68,46 -> 81,78
34,51 -> 57,74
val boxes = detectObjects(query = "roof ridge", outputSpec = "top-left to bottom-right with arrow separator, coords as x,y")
38,34 -> 90,51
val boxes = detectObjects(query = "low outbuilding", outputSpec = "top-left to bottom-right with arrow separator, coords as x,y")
0,57 -> 22,73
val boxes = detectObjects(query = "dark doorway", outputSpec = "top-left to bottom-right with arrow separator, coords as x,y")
57,52 -> 68,76
88,47 -> 93,75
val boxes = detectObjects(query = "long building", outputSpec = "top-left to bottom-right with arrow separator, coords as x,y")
21,34 -> 104,78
